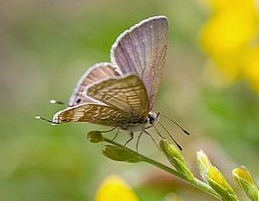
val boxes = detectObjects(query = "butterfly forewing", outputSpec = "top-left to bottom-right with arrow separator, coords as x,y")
111,16 -> 169,110
87,75 -> 149,122
69,63 -> 120,107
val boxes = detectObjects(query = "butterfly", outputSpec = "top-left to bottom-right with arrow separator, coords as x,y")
36,16 -> 187,147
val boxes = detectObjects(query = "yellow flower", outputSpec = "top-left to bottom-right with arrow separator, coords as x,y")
200,0 -> 259,89
95,175 -> 139,201
233,167 -> 254,185
207,166 -> 225,187
233,166 -> 259,201
207,166 -> 237,200
196,150 -> 212,182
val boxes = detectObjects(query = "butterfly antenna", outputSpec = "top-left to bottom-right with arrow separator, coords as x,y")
35,116 -> 56,125
49,99 -> 65,105
160,114 -> 190,135
157,120 -> 182,151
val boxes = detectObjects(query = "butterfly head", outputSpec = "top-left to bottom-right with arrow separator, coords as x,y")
147,112 -> 160,125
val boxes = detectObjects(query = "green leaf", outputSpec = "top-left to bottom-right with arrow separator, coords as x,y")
102,145 -> 143,163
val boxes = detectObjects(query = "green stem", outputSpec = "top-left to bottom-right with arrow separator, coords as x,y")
103,137 -> 221,200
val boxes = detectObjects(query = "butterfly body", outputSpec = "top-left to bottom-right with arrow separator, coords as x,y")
50,16 -> 169,137
118,111 -> 159,132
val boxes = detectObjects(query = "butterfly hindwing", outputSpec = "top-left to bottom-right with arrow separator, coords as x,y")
53,75 -> 149,126
87,75 -> 149,122
52,103 -> 130,127
69,62 -> 120,107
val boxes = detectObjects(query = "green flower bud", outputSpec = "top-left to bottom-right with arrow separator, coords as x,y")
207,166 -> 237,201
102,145 -> 143,163
197,150 -> 212,182
233,166 -> 258,201
87,131 -> 104,143
160,139 -> 194,181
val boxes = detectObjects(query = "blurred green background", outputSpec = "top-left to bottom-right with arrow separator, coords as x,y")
1,0 -> 259,200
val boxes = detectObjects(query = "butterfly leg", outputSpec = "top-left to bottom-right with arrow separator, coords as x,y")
119,132 -> 134,155
153,125 -> 166,139
100,127 -> 117,133
123,132 -> 134,147
136,132 -> 143,152
144,130 -> 160,150
111,130 -> 119,141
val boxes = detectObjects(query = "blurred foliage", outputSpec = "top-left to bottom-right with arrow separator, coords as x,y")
0,0 -> 259,200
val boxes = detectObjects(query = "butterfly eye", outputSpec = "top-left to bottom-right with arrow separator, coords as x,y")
76,99 -> 81,104
148,114 -> 156,124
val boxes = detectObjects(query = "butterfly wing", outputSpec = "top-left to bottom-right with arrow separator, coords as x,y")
68,62 -> 120,107
53,17 -> 168,127
52,103 -> 130,127
53,75 -> 149,126
87,74 -> 149,122
111,16 -> 169,110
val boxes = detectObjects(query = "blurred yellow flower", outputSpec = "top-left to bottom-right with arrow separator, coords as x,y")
165,193 -> 181,201
95,175 -> 139,201
243,46 -> 259,92
200,0 -> 259,91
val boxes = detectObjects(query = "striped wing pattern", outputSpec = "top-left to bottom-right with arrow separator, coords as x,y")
69,63 -> 120,107
87,75 -> 149,122
53,104 -> 130,126
53,75 -> 149,126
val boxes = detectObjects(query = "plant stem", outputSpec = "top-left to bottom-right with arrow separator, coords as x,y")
103,137 -> 221,200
